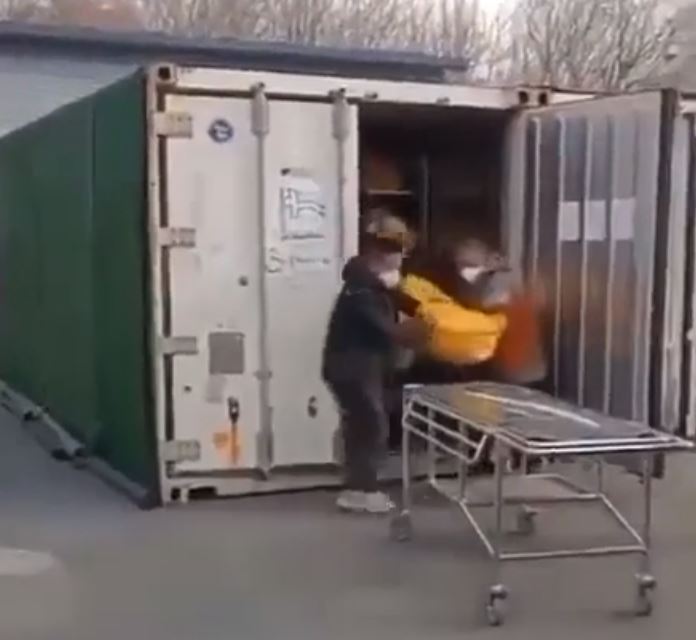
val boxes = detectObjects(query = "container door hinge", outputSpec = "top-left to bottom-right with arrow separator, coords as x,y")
152,111 -> 193,138
158,336 -> 199,356
331,88 -> 350,142
158,227 -> 196,248
680,99 -> 696,116
162,439 -> 201,463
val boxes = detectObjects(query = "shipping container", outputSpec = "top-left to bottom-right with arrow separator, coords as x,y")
0,31 -> 693,505
0,63 -> 155,500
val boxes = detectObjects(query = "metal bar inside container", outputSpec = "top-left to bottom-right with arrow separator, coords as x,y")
577,121 -> 593,406
603,119 -> 617,414
553,117 -> 566,394
531,117 -> 542,282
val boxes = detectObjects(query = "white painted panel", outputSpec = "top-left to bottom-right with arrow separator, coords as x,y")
585,201 -> 607,241
264,99 -> 359,466
662,115 -> 689,433
173,67 -> 516,109
165,94 -> 261,472
559,201 -> 580,241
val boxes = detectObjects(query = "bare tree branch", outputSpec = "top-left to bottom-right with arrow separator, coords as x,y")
508,0 -> 670,90
0,0 -> 45,21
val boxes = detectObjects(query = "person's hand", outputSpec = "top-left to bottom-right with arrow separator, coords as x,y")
485,251 -> 506,271
395,317 -> 430,349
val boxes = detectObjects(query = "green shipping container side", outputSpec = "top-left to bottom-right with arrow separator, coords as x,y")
0,72 -> 156,500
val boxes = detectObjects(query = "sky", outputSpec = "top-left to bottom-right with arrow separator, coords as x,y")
478,0 -> 506,13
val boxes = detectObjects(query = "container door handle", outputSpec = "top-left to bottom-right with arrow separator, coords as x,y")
227,397 -> 241,465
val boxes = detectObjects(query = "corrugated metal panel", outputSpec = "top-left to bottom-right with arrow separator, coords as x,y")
521,94 -> 668,428
0,54 -> 138,137
0,73 -> 155,495
0,21 -> 467,83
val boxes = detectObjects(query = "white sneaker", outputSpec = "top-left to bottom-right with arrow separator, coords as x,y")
364,491 -> 395,514
336,490 -> 394,514
336,490 -> 367,512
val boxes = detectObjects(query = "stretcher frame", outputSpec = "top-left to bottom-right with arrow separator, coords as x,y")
390,384 -> 694,626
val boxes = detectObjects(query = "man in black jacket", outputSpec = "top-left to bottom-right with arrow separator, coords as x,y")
323,234 -> 426,514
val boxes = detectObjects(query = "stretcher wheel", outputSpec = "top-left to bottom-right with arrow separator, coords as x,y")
390,512 -> 413,542
486,584 -> 508,627
636,592 -> 653,617
635,574 -> 656,617
486,602 -> 503,627
516,506 -> 538,536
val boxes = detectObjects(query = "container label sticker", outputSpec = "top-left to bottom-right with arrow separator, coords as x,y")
559,201 -> 580,242
586,201 -> 607,241
278,169 -> 327,241
208,118 -> 234,143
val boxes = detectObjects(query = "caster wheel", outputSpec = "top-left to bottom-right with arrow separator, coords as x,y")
486,602 -> 504,627
636,592 -> 653,617
635,574 -> 656,617
486,584 -> 508,627
516,506 -> 538,536
389,513 -> 413,542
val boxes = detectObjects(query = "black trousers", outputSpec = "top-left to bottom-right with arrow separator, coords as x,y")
328,377 -> 388,493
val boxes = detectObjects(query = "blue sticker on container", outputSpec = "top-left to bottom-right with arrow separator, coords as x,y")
208,119 -> 234,143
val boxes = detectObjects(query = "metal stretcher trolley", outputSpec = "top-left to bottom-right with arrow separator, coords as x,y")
390,382 -> 693,626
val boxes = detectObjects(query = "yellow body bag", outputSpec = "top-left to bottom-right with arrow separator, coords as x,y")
401,274 -> 507,365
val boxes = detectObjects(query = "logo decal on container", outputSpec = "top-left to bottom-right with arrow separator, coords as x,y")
208,119 -> 234,143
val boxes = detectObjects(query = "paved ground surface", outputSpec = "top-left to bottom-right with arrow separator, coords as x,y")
1,407 -> 696,640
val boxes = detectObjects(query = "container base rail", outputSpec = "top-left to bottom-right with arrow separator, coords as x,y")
390,382 -> 693,627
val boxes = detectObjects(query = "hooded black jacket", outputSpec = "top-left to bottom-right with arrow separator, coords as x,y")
322,257 -> 400,384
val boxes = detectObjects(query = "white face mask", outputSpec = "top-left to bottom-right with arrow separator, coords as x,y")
460,266 -> 486,283
378,269 -> 401,290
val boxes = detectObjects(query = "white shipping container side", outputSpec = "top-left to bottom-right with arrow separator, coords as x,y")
165,95 -> 263,473
173,66 -> 521,109
662,115 -> 690,433
146,73 -> 170,498
152,84 -> 360,489
687,117 -> 696,439
148,66 -> 521,500
264,99 -> 359,467
149,65 -> 689,502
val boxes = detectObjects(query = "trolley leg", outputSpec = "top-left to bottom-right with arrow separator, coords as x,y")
487,443 -> 509,626
390,423 -> 413,542
426,408 -> 436,485
635,454 -> 656,616
402,425 -> 412,514
458,426 -> 468,502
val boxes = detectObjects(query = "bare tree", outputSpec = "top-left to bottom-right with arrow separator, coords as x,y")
0,0 -> 504,82
508,0 -> 671,90
140,0 -> 258,36
0,0 -> 144,28
252,0 -> 335,44
0,0 -> 45,21
326,0 -> 404,49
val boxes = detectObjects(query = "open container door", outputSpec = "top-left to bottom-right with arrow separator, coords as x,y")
504,91 -> 681,451
679,107 -> 696,440
149,69 -> 358,501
